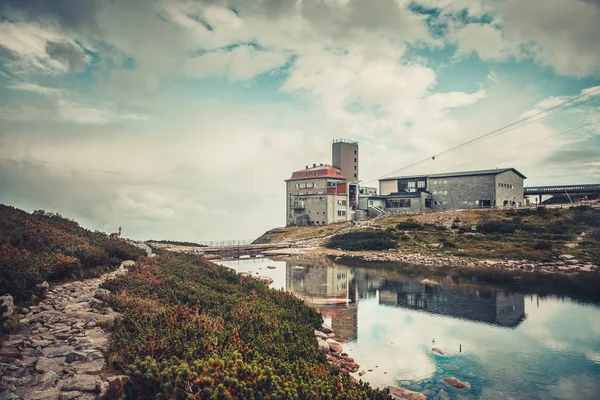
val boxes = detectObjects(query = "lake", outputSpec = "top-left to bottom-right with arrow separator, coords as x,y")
218,256 -> 600,400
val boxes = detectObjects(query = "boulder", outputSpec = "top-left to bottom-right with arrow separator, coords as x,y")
359,370 -> 366,376
317,337 -> 329,352
387,386 -> 426,400
321,323 -> 334,334
558,254 -> 575,260
442,377 -> 470,389
314,330 -> 328,340
564,259 -> 580,266
435,389 -> 451,400
326,339 -> 343,355
0,294 -> 14,318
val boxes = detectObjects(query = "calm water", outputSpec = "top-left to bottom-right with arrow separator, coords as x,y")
218,257 -> 600,400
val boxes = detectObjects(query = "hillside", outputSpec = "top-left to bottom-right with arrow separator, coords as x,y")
0,205 -> 146,301
254,206 -> 600,265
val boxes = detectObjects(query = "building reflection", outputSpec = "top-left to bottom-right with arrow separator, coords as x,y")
285,259 -> 526,337
286,260 -> 358,341
355,269 -> 526,328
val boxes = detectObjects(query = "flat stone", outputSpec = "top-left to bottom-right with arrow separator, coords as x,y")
60,375 -> 101,393
558,254 -> 575,260
28,371 -> 59,390
0,345 -> 21,358
71,360 -> 104,374
46,349 -> 72,358
24,388 -> 61,400
564,259 -> 580,265
36,357 -> 66,374
30,339 -> 54,348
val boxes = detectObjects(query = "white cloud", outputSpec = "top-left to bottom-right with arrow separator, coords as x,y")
455,24 -> 508,60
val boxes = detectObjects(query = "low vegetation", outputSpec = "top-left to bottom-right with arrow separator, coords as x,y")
0,205 -> 145,301
102,251 -> 391,399
326,230 -> 398,251
148,239 -> 207,247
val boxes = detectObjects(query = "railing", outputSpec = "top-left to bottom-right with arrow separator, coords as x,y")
525,184 -> 600,194
332,138 -> 358,145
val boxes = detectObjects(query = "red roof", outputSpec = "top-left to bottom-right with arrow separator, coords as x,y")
287,165 -> 345,181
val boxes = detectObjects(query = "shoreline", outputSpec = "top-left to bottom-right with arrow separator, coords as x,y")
263,246 -> 599,274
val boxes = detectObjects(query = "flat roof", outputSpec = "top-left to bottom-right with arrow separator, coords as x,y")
379,168 -> 527,181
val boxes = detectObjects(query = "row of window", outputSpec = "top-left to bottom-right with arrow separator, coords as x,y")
386,199 -> 411,208
432,190 -> 448,195
298,171 -> 342,178
431,180 -> 448,185
498,183 -> 514,189
295,182 -> 315,189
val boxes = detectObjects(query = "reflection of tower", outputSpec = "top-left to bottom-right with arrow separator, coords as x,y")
286,260 -> 358,341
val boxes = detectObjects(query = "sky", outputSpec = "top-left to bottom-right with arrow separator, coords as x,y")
0,0 -> 600,241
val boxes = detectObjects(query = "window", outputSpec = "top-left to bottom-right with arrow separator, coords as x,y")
443,180 -> 448,184
337,200 -> 347,206
337,210 -> 346,216
354,174 -> 357,178
417,181 -> 426,189
443,190 -> 448,195
354,150 -> 357,154
407,181 -> 416,189
433,180 -> 438,184
386,199 -> 411,208
299,183 -> 306,188
354,165 -> 357,170
354,158 -> 357,162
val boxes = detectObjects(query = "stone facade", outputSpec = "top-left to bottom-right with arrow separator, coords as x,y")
376,168 -> 526,213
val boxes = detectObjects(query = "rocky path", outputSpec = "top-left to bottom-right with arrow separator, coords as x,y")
0,261 -> 136,400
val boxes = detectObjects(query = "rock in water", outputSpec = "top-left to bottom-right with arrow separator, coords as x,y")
321,323 -> 334,334
432,347 -> 445,355
387,386 -> 427,400
442,377 -> 470,389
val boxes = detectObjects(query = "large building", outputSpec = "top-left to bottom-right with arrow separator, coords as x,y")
285,139 -> 359,226
376,168 -> 526,213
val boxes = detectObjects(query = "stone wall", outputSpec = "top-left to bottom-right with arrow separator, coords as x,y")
429,175 -> 496,209
495,170 -> 525,206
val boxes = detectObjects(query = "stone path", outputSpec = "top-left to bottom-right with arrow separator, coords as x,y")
0,262 -> 134,400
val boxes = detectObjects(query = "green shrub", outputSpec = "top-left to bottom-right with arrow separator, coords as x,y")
396,219 -> 422,231
533,241 -> 553,251
326,230 -> 398,251
479,221 -> 517,234
102,252 -> 391,399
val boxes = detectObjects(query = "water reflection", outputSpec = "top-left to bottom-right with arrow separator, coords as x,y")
286,259 -> 526,335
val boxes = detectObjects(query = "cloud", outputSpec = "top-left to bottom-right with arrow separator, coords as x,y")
186,45 -> 289,81
0,21 -> 90,75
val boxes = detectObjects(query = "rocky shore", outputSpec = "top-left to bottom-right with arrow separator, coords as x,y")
266,247 -> 598,274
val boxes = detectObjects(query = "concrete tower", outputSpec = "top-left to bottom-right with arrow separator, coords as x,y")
332,139 -> 358,182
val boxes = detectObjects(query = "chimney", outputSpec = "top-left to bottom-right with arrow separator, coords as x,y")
305,165 -> 308,169
313,163 -> 316,168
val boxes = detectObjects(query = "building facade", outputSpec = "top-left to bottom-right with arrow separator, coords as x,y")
377,168 -> 526,213
285,139 -> 359,226
285,164 -> 349,226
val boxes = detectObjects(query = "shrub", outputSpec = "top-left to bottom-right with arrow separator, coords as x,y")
326,230 -> 398,251
396,219 -> 422,231
479,221 -> 517,234
101,252 -> 392,399
533,241 -> 553,251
